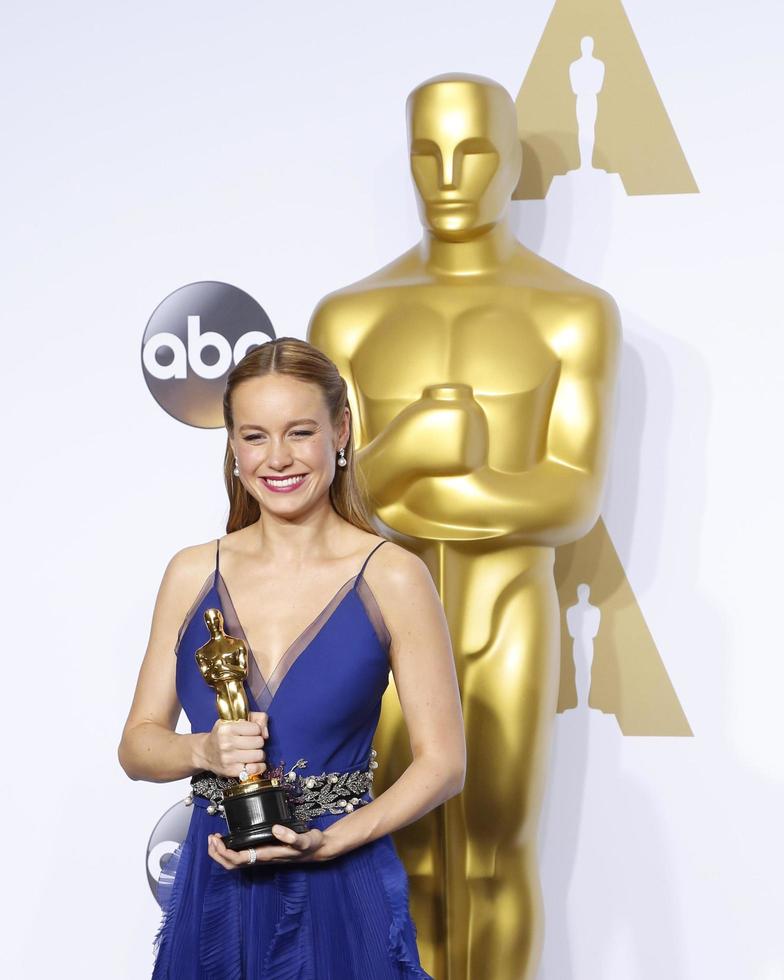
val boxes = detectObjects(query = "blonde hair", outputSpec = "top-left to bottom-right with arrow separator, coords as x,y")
221,337 -> 377,535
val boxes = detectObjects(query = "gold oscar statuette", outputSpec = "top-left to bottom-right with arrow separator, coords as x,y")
193,607 -> 307,849
308,73 -> 621,979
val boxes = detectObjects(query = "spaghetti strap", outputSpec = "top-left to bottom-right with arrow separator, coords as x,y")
356,539 -> 388,582
215,537 -> 221,574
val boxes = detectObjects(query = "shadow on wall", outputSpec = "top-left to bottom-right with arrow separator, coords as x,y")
533,318 -> 705,980
508,158 -> 706,972
538,705 -> 689,979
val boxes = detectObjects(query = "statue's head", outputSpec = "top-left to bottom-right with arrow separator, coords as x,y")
406,73 -> 522,241
204,607 -> 224,636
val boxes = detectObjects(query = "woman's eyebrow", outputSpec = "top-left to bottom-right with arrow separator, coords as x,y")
238,418 -> 319,432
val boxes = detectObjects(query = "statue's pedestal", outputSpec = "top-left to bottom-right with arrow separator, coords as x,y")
547,167 -> 627,220
550,167 -> 626,196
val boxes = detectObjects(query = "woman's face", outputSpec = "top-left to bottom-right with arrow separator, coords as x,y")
229,374 -> 348,514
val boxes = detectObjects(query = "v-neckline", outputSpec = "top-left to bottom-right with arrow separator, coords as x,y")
215,566 -> 359,690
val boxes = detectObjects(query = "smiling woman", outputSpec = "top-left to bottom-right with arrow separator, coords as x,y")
117,336 -> 465,979
220,338 -> 379,539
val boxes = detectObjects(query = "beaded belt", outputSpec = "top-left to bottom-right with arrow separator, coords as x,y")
186,748 -> 379,822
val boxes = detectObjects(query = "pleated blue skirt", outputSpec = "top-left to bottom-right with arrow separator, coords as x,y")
152,805 -> 432,979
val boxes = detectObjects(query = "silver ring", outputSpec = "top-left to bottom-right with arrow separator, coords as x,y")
246,848 -> 257,865
239,764 -> 249,782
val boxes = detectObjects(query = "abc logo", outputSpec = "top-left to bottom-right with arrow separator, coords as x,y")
141,281 -> 275,428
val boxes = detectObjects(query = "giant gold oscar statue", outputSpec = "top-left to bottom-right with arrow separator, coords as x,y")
308,73 -> 621,980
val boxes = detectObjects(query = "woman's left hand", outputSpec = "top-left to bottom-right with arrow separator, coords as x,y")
207,825 -> 333,868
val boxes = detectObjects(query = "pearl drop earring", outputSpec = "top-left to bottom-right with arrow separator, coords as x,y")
337,447 -> 347,468
233,456 -> 240,476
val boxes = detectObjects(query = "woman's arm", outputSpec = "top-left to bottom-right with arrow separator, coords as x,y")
321,544 -> 466,858
117,543 -> 267,783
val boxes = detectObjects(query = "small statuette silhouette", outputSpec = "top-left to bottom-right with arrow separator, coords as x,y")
193,608 -> 307,848
569,36 -> 606,173
566,583 -> 602,709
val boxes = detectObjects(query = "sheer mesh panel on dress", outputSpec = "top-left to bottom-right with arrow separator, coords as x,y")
355,575 -> 392,653
213,572 -> 272,710
175,573 -> 214,651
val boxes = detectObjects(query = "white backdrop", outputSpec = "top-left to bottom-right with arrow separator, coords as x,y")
2,2 -> 783,977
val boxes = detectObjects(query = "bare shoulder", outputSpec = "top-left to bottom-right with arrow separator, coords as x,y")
366,539 -> 431,585
156,537 -> 218,617
360,540 -> 452,676
362,540 -> 443,626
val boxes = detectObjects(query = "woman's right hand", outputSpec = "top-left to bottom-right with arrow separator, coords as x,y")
201,710 -> 269,778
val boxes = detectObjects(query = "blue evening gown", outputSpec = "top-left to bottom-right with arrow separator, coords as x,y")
151,537 -> 431,979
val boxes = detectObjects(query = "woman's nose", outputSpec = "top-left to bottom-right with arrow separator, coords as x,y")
266,440 -> 293,467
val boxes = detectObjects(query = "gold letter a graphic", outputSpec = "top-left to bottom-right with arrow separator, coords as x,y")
514,0 -> 699,198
